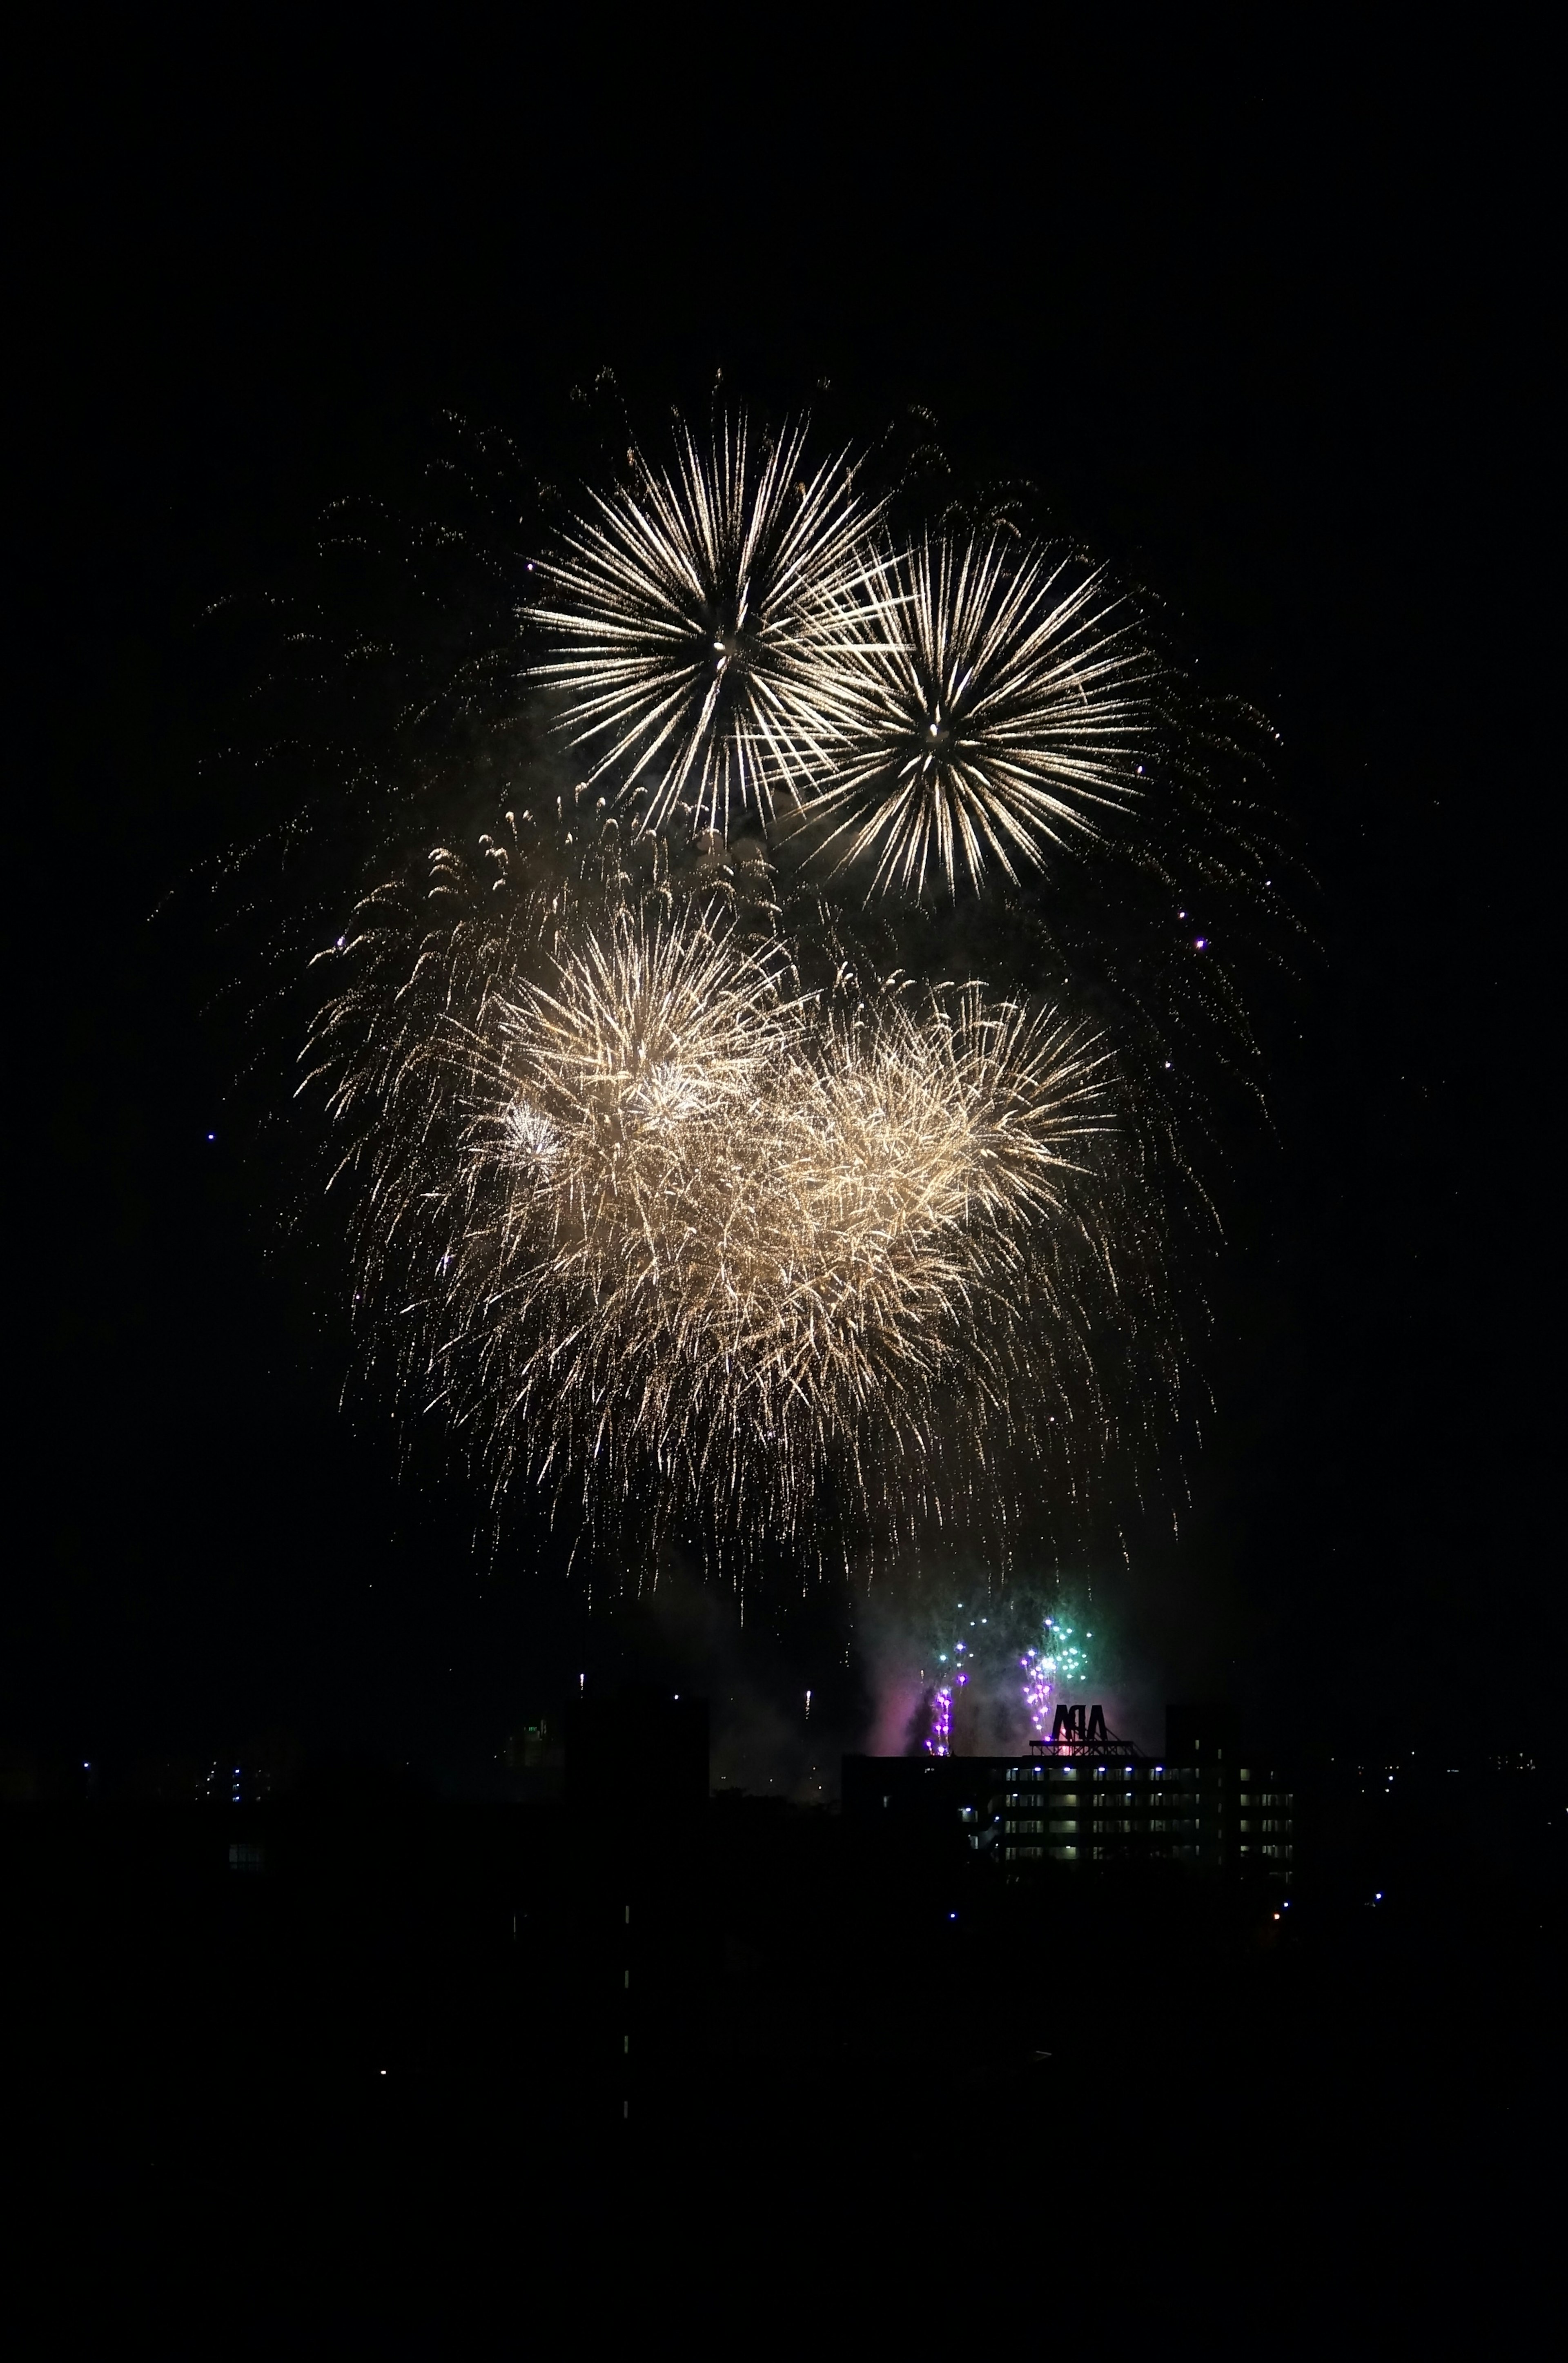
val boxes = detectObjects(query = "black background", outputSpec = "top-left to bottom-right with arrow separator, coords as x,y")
14,18 -> 1554,1779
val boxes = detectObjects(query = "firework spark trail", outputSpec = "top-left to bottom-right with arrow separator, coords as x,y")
528,414 -> 886,837
1022,1614 -> 1087,1741
795,531 -> 1152,898
894,1593 -> 1092,1756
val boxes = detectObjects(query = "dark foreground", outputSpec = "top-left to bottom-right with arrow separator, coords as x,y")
4,1786 -> 1561,2347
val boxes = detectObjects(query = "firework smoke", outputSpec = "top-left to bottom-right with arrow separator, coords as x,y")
868,1583 -> 1097,1758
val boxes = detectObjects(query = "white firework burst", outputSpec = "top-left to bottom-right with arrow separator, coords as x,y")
528,412 -> 882,836
799,531 -> 1153,897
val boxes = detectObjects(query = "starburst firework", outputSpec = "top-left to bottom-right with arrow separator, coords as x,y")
529,413 -> 881,837
793,530 -> 1150,897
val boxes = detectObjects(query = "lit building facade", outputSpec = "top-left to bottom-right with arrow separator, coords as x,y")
844,1704 -> 1294,1878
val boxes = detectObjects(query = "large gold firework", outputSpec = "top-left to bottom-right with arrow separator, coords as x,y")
796,530 -> 1152,897
308,858 -> 1135,1556
528,413 -> 882,837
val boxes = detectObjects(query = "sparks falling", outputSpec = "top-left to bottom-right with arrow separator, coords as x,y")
309,853 -> 1136,1560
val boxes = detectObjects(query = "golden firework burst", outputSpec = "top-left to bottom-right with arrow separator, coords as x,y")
798,531 -> 1151,896
528,411 -> 883,836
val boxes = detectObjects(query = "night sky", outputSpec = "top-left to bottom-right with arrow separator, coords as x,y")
16,26 -> 1552,1779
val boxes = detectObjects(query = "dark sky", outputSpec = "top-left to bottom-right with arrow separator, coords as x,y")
15,24 -> 1553,1775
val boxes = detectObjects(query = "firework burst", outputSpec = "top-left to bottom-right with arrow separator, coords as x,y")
225,397 -> 1285,1586
897,1587 -> 1092,1755
306,852 -> 1140,1560
1022,1613 -> 1088,1741
529,412 -> 882,837
795,530 -> 1152,898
